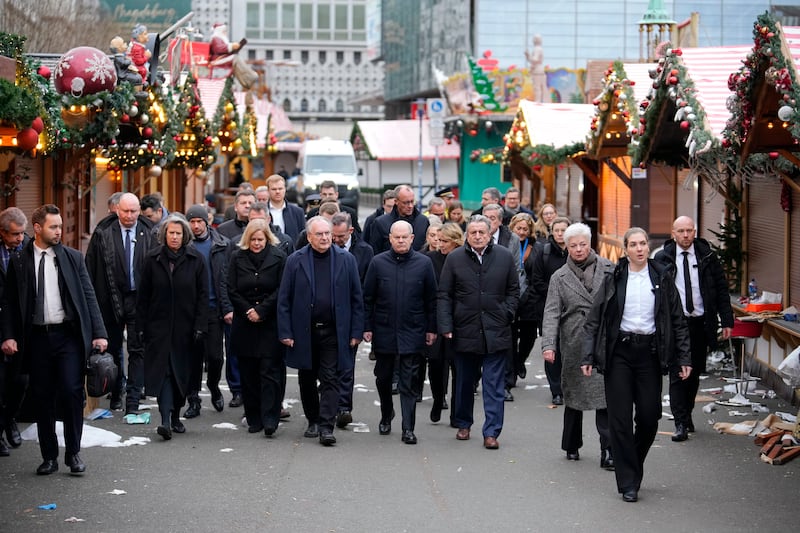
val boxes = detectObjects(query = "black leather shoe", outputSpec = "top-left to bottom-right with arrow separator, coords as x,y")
391,383 -> 399,395
157,425 -> 172,440
304,423 -> 320,438
379,420 -> 391,435
264,426 -> 276,438
622,489 -> 638,502
402,430 -> 417,444
601,448 -> 615,470
248,424 -> 264,433
687,418 -> 696,433
36,459 -> 59,475
319,431 -> 336,446
211,394 -> 225,412
504,389 -> 514,402
430,401 -> 442,423
171,418 -> 186,434
672,424 -> 688,442
517,366 -> 527,379
65,453 -> 86,474
552,395 -> 564,405
6,420 -> 21,448
229,393 -> 243,408
280,408 -> 291,419
336,411 -> 353,429
566,450 -> 580,461
441,400 -> 448,410
110,398 -> 124,411
0,435 -> 10,457
183,400 -> 201,419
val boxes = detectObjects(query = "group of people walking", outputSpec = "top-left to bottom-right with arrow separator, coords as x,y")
0,181 -> 733,503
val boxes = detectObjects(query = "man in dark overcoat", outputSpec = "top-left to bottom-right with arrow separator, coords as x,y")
2,205 -> 108,475
277,216 -> 364,446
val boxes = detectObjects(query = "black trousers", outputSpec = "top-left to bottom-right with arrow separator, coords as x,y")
239,355 -> 284,431
375,352 -> 419,431
298,326 -> 340,432
188,313 -> 224,398
605,336 -> 662,493
1,353 -> 28,432
669,315 -> 707,426
507,318 -> 538,388
157,369 -> 184,427
106,292 -> 144,409
337,345 -> 357,413
29,325 -> 84,460
562,406 -> 610,453
545,342 -> 563,398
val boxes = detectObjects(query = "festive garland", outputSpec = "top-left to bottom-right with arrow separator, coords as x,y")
56,83 -> 136,149
722,12 -> 800,169
170,73 -> 215,170
0,79 -> 39,129
630,44 -> 716,167
587,60 -> 638,153
472,141 -> 584,169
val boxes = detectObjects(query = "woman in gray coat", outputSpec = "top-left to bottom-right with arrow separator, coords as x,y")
541,223 -> 615,468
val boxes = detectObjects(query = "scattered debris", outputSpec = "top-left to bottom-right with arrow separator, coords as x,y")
37,503 -> 57,510
64,517 -> 85,522
220,448 -> 234,453
212,422 -> 239,430
107,489 -> 127,495
757,430 -> 800,465
123,413 -> 151,424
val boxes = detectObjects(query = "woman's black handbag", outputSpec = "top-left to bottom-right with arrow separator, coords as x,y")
86,348 -> 118,398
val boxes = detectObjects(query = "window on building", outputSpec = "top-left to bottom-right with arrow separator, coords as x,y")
301,50 -> 309,64
283,98 -> 291,112
336,98 -> 344,112
319,99 -> 327,112
319,50 -> 326,64
264,2 -> 278,39
247,49 -> 256,60
266,49 -> 274,60
353,51 -> 362,65
336,51 -> 344,65
301,98 -> 309,112
352,4 -> 365,41
283,50 -> 292,60
246,2 -> 261,38
317,4 -> 331,40
299,3 -> 313,39
281,3 -> 296,39
335,4 -> 348,40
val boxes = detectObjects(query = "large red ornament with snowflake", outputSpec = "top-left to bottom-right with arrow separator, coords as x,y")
54,46 -> 117,96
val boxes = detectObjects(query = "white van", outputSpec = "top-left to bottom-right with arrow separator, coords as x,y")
288,139 -> 361,210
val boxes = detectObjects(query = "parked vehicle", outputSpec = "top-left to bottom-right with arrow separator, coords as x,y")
287,139 -> 361,210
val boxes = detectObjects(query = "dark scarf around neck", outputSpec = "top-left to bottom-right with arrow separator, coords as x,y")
567,250 -> 597,292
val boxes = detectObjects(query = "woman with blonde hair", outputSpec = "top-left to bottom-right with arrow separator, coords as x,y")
533,203 -> 557,241
228,219 -> 287,437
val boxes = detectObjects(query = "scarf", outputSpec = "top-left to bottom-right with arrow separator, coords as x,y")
164,245 -> 186,273
246,247 -> 269,269
567,250 -> 597,292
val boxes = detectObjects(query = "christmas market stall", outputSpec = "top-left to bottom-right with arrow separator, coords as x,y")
585,60 -> 666,261
501,101 -> 594,227
720,13 -> 800,401
630,42 -> 751,258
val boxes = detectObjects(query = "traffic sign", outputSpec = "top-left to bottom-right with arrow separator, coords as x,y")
427,98 -> 446,146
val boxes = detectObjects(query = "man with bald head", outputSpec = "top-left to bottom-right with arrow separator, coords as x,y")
363,220 -> 437,444
86,192 -> 157,414
655,216 -> 733,442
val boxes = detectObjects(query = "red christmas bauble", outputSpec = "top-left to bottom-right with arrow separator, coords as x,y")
38,65 -> 51,80
54,46 -> 117,96
142,127 -> 153,138
680,120 -> 690,130
30,116 -> 45,133
668,76 -> 679,85
204,136 -> 213,146
16,128 -> 39,151
121,114 -> 130,123
769,151 -> 780,160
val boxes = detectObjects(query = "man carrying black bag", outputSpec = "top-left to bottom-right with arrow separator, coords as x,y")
86,347 -> 118,398
1,205 -> 108,476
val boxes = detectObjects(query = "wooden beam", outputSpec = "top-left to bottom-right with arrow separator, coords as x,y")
604,157 -> 632,188
777,149 -> 800,171
572,156 -> 599,187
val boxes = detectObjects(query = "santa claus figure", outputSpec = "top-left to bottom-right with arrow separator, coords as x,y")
129,23 -> 151,83
208,22 -> 256,88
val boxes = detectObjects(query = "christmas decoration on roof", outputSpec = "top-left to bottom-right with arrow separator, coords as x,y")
467,56 -> 508,113
212,77 -> 241,154
722,12 -> 800,166
587,60 -> 639,156
630,45 -> 716,167
171,73 -> 215,170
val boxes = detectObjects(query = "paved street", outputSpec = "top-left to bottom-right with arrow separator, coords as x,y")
0,339 -> 797,533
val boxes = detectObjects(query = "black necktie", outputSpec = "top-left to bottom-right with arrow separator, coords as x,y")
125,229 -> 133,291
682,251 -> 694,314
35,251 -> 46,324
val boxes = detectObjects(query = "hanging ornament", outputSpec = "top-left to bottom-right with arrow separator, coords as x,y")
140,113 -> 149,124
53,46 -> 117,96
30,116 -> 45,134
129,105 -> 139,117
148,165 -> 162,177
38,65 -> 51,80
16,128 -> 39,151
142,126 -> 153,138
778,105 -> 793,122
680,120 -> 690,130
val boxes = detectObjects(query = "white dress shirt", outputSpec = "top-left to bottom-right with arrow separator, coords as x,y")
619,266 -> 656,335
675,244 -> 704,317
33,244 -> 66,325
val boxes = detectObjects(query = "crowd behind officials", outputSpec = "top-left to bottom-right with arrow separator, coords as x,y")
0,180 -> 733,502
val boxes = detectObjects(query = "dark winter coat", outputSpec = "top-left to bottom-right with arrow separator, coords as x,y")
364,249 -> 437,355
347,234 -> 374,284
192,227 -> 233,318
654,237 -> 733,350
581,258 -> 691,375
85,215 -> 156,325
227,245 -> 286,359
362,205 -> 385,246
272,202 -> 307,241
524,235 -> 568,323
368,205 -> 430,253
277,245 -> 364,371
437,243 -> 519,355
136,245 -> 208,398
2,241 -> 107,370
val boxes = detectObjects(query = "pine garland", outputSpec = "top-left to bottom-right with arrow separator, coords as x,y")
587,60 -> 638,154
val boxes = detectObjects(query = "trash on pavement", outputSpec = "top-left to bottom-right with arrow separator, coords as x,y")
123,412 -> 151,424
37,503 -> 57,510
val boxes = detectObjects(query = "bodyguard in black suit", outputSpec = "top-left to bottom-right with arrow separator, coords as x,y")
1,205 -> 108,475
85,192 -> 155,414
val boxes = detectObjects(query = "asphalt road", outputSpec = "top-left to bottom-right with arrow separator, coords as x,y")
0,339 -> 797,533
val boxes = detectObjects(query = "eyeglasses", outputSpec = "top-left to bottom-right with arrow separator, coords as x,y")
312,231 -> 331,238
